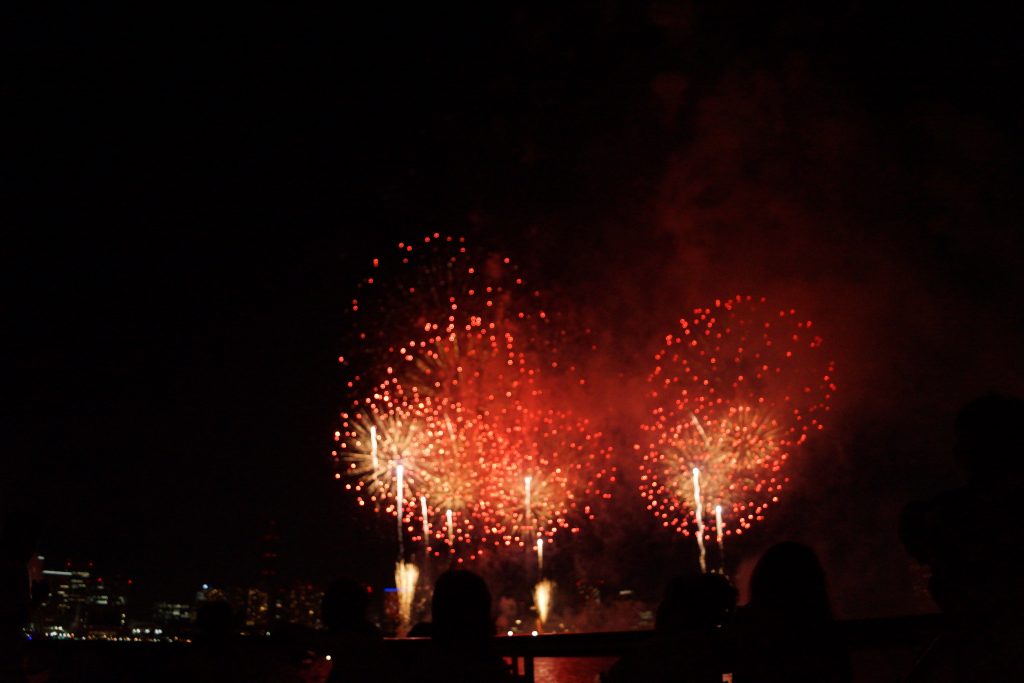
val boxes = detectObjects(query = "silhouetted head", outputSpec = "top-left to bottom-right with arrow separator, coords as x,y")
898,395 -> 1024,620
898,499 -> 938,566
430,570 -> 494,640
748,542 -> 833,622
954,394 -> 1024,482
0,509 -> 38,564
656,573 -> 737,632
321,578 -> 371,632
195,600 -> 235,643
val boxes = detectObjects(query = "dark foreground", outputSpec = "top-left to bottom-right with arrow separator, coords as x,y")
19,615 -> 939,682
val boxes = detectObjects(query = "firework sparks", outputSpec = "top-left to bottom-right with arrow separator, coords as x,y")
715,504 -> 724,545
692,468 -> 707,572
394,561 -> 419,633
334,235 -> 613,560
335,386 -> 435,506
396,464 -> 409,559
715,503 -> 725,572
524,476 -> 532,531
533,579 -> 554,628
370,425 -> 378,469
420,496 -> 430,550
482,407 -> 614,552
639,296 -> 836,542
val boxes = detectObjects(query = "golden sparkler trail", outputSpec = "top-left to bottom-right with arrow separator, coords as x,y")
692,467 -> 707,573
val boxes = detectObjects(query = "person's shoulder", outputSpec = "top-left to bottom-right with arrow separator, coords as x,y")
361,621 -> 384,639
733,604 -> 765,629
407,622 -> 433,638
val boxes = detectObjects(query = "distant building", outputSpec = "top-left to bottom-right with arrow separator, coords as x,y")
194,579 -> 322,631
246,587 -> 270,629
153,602 -> 194,625
88,575 -> 130,629
278,581 -> 323,628
33,561 -> 130,637
127,622 -> 167,640
34,565 -> 90,636
259,521 -> 281,625
198,583 -> 268,629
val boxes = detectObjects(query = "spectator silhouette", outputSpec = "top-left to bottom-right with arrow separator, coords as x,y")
175,599 -> 304,683
174,600 -> 238,682
430,570 -> 494,643
656,572 -> 737,633
406,620 -> 433,638
604,572 -> 737,682
0,513 -> 36,683
321,579 -> 384,683
194,600 -> 235,648
412,570 -> 512,683
900,394 -> 1024,680
733,542 -> 850,683
322,579 -> 381,640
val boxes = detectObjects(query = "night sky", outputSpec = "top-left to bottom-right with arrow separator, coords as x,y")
6,3 -> 1023,616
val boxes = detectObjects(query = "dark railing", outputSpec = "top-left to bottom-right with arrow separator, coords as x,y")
382,614 -> 942,682
382,630 -> 655,680
25,615 -> 941,682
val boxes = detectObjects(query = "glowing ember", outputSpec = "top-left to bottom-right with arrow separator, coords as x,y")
639,296 -> 836,541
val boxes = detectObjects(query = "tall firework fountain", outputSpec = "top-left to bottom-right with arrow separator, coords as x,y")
638,296 -> 836,573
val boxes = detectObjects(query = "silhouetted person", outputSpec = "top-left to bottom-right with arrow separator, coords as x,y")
178,602 -> 237,683
167,600 -> 297,683
321,579 -> 384,683
194,600 -> 236,648
411,570 -> 511,683
734,542 -> 850,683
177,600 -> 246,682
655,572 -> 737,634
900,394 -> 1024,680
0,514 -> 36,683
430,570 -> 494,642
322,579 -> 381,640
604,573 -> 737,682
406,620 -> 433,637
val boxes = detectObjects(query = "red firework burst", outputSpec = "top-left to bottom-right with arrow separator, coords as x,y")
638,295 -> 836,539
333,235 -> 612,560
